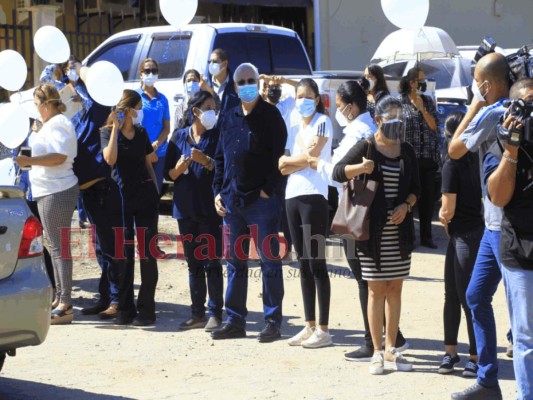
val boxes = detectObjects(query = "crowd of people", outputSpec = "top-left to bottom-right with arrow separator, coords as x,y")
8,47 -> 533,400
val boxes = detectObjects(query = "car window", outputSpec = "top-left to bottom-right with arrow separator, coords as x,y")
270,36 -> 311,75
420,59 -> 472,89
147,36 -> 191,80
213,32 -> 311,75
87,39 -> 139,81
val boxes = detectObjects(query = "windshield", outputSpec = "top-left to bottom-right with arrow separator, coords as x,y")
419,58 -> 473,89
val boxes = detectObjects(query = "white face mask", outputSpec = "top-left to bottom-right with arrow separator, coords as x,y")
472,80 -> 487,101
335,105 -> 349,127
67,69 -> 79,83
199,109 -> 217,130
367,78 -> 375,91
209,62 -> 222,77
132,109 -> 143,125
142,73 -> 158,87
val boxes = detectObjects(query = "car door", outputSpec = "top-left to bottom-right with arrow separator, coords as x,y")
0,188 -> 28,280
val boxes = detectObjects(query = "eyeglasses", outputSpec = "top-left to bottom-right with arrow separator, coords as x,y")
142,68 -> 158,74
237,78 -> 257,86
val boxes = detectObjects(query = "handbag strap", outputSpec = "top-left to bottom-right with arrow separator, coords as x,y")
362,138 -> 374,186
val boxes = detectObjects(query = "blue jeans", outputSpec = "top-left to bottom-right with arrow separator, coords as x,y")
223,195 -> 284,328
177,215 -> 224,319
466,228 -> 502,388
502,265 -> 533,399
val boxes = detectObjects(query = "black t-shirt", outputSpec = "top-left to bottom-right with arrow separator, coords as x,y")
100,125 -> 153,197
441,152 -> 484,235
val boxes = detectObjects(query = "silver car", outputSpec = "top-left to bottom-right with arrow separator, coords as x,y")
0,185 -> 52,372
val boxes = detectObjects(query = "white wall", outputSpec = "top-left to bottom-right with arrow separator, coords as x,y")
318,0 -> 533,70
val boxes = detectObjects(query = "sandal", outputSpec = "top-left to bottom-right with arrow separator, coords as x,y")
51,305 -> 74,325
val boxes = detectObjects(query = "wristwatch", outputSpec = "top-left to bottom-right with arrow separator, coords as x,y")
404,201 -> 412,213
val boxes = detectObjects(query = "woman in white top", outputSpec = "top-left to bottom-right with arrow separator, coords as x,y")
310,80 -> 408,361
15,83 -> 79,325
278,78 -> 333,348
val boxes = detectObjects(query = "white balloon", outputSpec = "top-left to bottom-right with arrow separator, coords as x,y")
381,0 -> 430,30
85,61 -> 124,107
0,50 -> 27,91
34,26 -> 70,64
0,103 -> 30,149
160,0 -> 198,28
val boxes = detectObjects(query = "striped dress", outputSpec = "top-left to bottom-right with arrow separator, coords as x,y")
358,158 -> 411,281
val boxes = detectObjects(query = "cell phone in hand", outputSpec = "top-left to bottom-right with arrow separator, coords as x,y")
19,146 -> 31,171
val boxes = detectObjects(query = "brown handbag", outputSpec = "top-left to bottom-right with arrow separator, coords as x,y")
331,140 -> 379,241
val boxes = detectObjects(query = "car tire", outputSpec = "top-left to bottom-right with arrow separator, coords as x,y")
0,352 -> 6,372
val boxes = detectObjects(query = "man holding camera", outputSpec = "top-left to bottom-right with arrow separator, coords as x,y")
484,77 -> 533,400
449,52 -> 510,400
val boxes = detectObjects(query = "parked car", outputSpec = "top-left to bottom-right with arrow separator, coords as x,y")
0,184 -> 52,372
81,23 -> 360,148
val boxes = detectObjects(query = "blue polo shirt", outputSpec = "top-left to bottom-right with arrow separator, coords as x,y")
164,127 -> 220,220
138,88 -> 170,157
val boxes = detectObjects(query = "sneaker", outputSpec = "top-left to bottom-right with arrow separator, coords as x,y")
438,353 -> 461,374
462,359 -> 478,378
369,351 -> 384,375
506,342 -> 513,358
287,326 -> 315,346
179,316 -> 207,330
204,317 -> 222,332
381,331 -> 410,353
344,345 -> 374,362
384,347 -> 413,372
98,304 -> 119,320
301,327 -> 333,349
451,383 -> 503,400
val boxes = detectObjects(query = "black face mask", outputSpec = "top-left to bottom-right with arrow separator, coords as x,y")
267,86 -> 282,104
418,81 -> 427,93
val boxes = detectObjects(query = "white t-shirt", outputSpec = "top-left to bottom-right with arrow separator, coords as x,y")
285,113 -> 332,200
276,95 -> 296,132
317,111 -> 377,200
29,114 -> 78,198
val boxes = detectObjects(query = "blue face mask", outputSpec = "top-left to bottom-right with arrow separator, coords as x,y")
238,84 -> 259,103
295,98 -> 316,118
186,81 -> 200,96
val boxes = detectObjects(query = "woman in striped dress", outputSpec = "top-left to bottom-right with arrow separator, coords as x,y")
333,96 -> 420,375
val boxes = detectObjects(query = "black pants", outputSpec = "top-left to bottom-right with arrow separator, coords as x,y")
81,179 -> 124,306
417,158 -> 438,242
343,239 -> 372,347
286,194 -> 330,326
119,181 -> 160,320
444,226 -> 483,355
177,215 -> 224,319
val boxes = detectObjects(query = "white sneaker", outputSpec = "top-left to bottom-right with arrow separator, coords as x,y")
287,326 -> 314,346
301,327 -> 333,349
384,347 -> 413,372
369,351 -> 384,375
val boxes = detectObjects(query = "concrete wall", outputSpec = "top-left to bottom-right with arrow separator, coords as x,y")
317,0 -> 533,71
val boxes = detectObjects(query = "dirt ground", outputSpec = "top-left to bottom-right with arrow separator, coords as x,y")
0,214 -> 516,400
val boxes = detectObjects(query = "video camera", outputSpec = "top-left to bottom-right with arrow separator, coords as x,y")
498,99 -> 533,146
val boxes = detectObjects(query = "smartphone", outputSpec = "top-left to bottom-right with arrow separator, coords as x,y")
19,146 -> 31,171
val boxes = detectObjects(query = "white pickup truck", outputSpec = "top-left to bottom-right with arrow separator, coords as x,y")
81,23 -> 360,147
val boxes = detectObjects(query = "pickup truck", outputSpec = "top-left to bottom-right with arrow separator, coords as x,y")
81,23 -> 360,147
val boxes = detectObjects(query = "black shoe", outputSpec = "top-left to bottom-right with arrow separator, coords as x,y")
438,353 -> 460,374
211,323 -> 246,340
344,345 -> 374,362
81,302 -> 108,315
451,383 -> 502,400
421,239 -> 438,249
395,329 -> 410,352
133,316 -> 155,327
258,321 -> 281,343
114,311 -> 136,326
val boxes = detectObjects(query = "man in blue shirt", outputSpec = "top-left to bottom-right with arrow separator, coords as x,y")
485,77 -> 533,400
212,62 -> 287,342
449,53 -> 509,400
